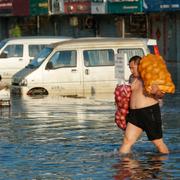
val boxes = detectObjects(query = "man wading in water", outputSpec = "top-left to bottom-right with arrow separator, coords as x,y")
119,56 -> 169,154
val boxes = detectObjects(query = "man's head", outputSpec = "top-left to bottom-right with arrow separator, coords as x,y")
129,56 -> 141,77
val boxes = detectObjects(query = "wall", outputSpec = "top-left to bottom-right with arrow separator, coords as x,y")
0,18 -> 9,40
149,13 -> 177,62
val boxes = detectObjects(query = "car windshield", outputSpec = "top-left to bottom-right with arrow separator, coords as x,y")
0,39 -> 7,49
27,47 -> 53,68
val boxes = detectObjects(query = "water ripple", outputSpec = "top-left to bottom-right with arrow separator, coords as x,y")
0,94 -> 179,180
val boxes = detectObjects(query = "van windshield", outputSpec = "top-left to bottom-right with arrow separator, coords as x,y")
0,39 -> 7,49
27,47 -> 52,68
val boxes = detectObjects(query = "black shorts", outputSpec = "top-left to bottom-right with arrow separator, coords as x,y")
127,103 -> 162,141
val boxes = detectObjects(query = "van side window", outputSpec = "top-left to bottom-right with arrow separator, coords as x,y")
1,44 -> 23,58
29,45 -> 46,57
117,48 -> 144,60
47,50 -> 76,69
83,49 -> 114,67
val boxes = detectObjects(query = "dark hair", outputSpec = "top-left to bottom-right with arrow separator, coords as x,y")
129,55 -> 141,65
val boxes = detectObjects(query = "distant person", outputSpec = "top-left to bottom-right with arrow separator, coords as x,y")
119,56 -> 169,154
0,75 -> 9,90
53,0 -> 60,13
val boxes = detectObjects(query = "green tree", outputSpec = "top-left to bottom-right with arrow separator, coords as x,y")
9,24 -> 21,37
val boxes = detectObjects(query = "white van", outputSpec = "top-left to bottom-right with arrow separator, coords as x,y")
11,37 -> 159,97
0,36 -> 71,83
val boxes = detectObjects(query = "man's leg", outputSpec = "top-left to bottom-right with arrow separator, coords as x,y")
119,123 -> 143,154
152,138 -> 169,154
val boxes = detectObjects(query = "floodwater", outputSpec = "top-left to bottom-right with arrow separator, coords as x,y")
0,92 -> 179,180
0,92 -> 180,179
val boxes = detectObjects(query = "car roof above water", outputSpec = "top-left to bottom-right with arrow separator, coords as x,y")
50,37 -> 157,50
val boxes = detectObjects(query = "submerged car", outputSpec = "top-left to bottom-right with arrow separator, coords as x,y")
0,36 -> 71,84
11,37 -> 159,97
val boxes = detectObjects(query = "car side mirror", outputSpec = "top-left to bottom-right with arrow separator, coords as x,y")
45,61 -> 53,70
0,51 -> 8,58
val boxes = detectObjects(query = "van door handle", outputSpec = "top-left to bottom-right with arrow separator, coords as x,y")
85,69 -> 89,75
71,69 -> 77,72
19,58 -> 23,61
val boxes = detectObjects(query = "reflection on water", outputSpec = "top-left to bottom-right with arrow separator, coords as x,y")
113,154 -> 170,180
0,92 -> 179,179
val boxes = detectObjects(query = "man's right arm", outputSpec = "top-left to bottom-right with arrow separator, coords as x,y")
150,84 -> 165,99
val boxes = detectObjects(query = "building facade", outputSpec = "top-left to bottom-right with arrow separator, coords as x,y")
144,0 -> 180,88
0,0 -> 180,87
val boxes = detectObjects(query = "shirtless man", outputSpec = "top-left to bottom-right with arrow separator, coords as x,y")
119,56 -> 169,154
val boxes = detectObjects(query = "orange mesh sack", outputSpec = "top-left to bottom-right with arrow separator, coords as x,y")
138,54 -> 175,94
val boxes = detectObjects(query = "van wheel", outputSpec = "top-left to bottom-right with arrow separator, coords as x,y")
27,88 -> 48,96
